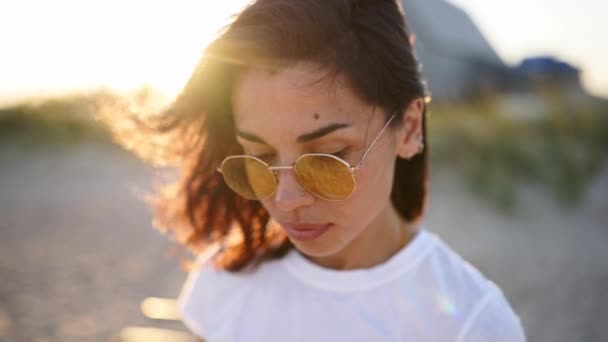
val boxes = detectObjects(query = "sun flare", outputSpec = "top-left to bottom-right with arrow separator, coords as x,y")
0,0 -> 251,104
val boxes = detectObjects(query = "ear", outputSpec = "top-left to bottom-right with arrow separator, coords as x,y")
395,98 -> 424,159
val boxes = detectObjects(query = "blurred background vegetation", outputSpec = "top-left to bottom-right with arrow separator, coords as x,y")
430,94 -> 608,211
0,92 -> 109,147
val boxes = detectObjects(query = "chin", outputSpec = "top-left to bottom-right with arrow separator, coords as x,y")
290,237 -> 347,258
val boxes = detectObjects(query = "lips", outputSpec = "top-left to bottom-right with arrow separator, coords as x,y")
281,222 -> 333,241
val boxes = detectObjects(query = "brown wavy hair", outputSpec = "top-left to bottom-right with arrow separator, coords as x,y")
100,0 -> 429,272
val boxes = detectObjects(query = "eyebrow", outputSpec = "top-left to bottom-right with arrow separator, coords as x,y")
236,122 -> 351,144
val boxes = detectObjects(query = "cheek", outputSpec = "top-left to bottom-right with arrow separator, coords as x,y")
259,199 -> 278,218
331,157 -> 395,227
352,134 -> 398,206
354,157 -> 395,203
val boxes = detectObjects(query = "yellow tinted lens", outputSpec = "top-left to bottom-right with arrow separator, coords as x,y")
221,157 -> 276,200
295,155 -> 355,200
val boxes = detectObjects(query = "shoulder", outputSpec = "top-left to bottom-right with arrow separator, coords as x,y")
455,285 -> 527,342
176,245 -> 246,339
176,245 -> 287,340
413,231 -> 495,304
411,230 -> 526,340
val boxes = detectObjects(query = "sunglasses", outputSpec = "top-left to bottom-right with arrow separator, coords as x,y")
217,113 -> 397,201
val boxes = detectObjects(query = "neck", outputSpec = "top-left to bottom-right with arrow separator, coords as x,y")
306,204 -> 419,270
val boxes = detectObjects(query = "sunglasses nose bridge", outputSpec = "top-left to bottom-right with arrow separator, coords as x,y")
270,164 -> 300,187
271,164 -> 312,207
268,165 -> 293,180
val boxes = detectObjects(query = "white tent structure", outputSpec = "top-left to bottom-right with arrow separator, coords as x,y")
401,0 -> 507,101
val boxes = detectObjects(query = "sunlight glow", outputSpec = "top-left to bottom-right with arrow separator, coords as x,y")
0,0 -> 251,104
118,326 -> 196,342
436,293 -> 457,315
1,0 -> 606,103
140,297 -> 180,321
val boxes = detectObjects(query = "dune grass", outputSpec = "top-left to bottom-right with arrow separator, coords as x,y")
429,94 -> 608,211
0,93 -> 111,148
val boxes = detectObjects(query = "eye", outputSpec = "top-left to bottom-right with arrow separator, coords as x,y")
252,153 -> 275,163
331,148 -> 348,159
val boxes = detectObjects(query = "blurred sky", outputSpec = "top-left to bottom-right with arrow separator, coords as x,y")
0,0 -> 606,106
449,0 -> 608,98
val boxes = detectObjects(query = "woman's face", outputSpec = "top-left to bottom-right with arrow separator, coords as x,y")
232,63 -> 420,258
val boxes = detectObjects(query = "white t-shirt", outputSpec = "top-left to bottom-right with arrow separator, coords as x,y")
177,228 -> 526,341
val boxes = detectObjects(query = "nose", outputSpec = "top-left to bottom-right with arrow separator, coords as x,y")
273,166 -> 314,212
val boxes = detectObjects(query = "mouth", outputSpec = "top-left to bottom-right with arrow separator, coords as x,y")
281,222 -> 333,242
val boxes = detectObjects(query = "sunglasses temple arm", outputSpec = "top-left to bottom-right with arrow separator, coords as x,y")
354,112 -> 397,170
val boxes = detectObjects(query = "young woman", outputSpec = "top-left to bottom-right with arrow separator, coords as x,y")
108,0 -> 526,340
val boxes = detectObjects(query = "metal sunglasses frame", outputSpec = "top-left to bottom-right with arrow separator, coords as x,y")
217,112 -> 397,201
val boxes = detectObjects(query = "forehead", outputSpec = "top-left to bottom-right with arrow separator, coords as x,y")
232,63 -> 373,137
